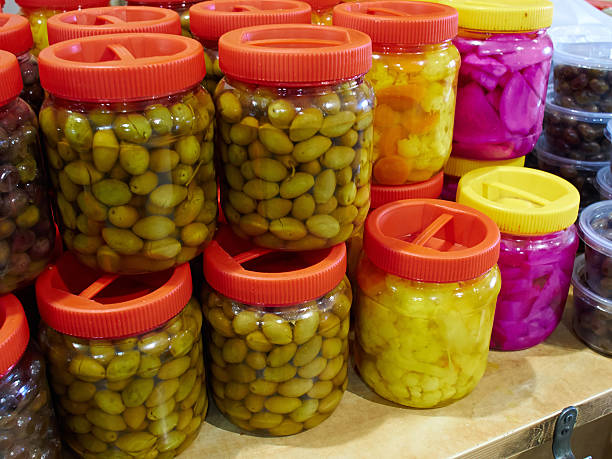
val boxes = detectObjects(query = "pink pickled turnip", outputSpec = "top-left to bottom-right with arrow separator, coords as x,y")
499,72 -> 541,135
486,89 -> 502,111
453,83 -> 508,143
452,140 -> 516,160
522,62 -> 548,99
463,53 -> 507,77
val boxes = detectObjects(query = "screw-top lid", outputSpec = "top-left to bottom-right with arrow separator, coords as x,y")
364,199 -> 500,282
0,13 -> 33,55
190,0 -> 311,43
204,226 -> 347,306
219,24 -> 371,85
47,7 -> 181,45
457,166 -> 579,236
36,252 -> 193,339
38,33 -> 205,102
371,170 -> 443,209
444,155 -> 525,178
0,50 -> 23,106
16,0 -> 108,11
333,1 -> 457,46
0,295 -> 29,379
433,0 -> 553,32
578,200 -> 612,258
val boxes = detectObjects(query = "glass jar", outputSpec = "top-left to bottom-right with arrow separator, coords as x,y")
202,225 -> 351,435
355,199 -> 501,408
0,14 -> 44,112
458,166 -> 580,350
46,6 -> 181,45
0,51 -> 56,294
334,1 -> 458,185
0,294 -> 61,458
38,34 -> 217,274
16,0 -> 108,57
441,155 -> 525,201
189,0 -> 311,95
216,24 -> 374,250
126,0 -> 195,37
37,253 -> 206,458
443,0 -> 553,160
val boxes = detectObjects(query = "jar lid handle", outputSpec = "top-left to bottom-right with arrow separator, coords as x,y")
79,274 -> 119,300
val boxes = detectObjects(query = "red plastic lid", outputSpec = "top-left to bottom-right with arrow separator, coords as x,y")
190,0 -> 311,43
38,33 -> 204,102
47,7 -> 181,45
333,1 -> 457,46
16,0 -> 108,11
0,13 -> 33,55
0,295 -> 29,379
305,0 -> 340,12
0,50 -> 22,106
587,0 -> 612,9
204,225 -> 346,306
364,199 -> 500,282
36,252 -> 193,339
371,171 -> 443,209
219,24 -> 371,85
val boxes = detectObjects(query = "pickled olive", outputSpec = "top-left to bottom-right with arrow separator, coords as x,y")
268,100 -> 296,129
291,194 -> 316,221
289,108 -> 324,142
269,218 -> 307,241
218,92 -> 242,123
93,130 -> 120,172
113,114 -> 152,144
144,105 -> 173,135
64,112 -> 94,153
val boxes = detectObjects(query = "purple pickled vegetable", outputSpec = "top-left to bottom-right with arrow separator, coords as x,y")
452,140 -> 516,160
469,69 -> 500,91
463,53 -> 507,77
499,72 -> 541,135
522,62 -> 548,99
454,83 -> 509,143
486,89 -> 502,111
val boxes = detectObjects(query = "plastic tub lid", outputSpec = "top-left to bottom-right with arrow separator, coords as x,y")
534,139 -> 609,171
554,42 -> 612,71
546,89 -> 612,124
606,120 -> 612,143
444,155 -> 525,178
0,295 -> 29,379
432,0 -> 552,32
572,254 -> 612,314
549,24 -> 612,47
190,0 -> 311,42
0,13 -> 33,56
39,33 -> 204,102
596,166 -> 612,200
218,24 -> 372,85
457,166 -> 579,235
47,6 -> 181,45
36,252 -> 193,339
0,50 -> 22,106
203,225 -> 346,306
363,199 -> 500,282
578,200 -> 612,258
332,1 -> 457,46
371,171 -> 443,209
16,0 -> 108,11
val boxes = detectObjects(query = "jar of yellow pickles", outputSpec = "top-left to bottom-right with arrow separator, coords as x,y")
334,1 -> 459,185
306,0 -> 340,25
355,199 -> 501,408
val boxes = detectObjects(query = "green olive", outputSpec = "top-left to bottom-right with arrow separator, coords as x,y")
113,114 -> 152,144
144,104 -> 173,135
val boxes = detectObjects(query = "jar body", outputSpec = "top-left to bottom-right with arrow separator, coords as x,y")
39,298 -> 206,458
491,227 -> 578,350
0,97 -> 56,294
202,277 -> 351,436
368,43 -> 459,185
355,255 -> 500,408
39,85 -> 217,274
311,8 -> 332,25
127,0 -> 195,37
0,346 -> 61,458
199,43 -> 222,96
18,6 -> 59,57
215,76 -> 374,250
452,28 -> 552,160
17,51 -> 43,113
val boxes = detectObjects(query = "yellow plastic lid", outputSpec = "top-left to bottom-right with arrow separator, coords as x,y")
444,155 -> 525,178
456,166 -> 579,235
434,0 -> 553,32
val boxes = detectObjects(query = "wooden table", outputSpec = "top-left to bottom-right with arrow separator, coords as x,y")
183,294 -> 612,458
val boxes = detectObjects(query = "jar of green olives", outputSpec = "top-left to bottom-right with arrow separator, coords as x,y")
0,294 -> 61,458
37,252 -> 206,458
202,226 -> 351,435
38,34 -> 217,274
189,0 -> 311,95
216,24 -> 374,250
126,0 -> 195,37
0,51 -> 56,294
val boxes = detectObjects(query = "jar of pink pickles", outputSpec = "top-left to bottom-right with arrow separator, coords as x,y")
438,0 -> 553,160
457,166 -> 580,350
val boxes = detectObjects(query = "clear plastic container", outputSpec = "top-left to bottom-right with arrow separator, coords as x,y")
126,0 -> 195,37
0,294 -> 61,458
0,13 -> 44,112
578,200 -> 612,298
202,226 -> 351,435
15,0 -> 108,56
441,0 -> 553,160
37,252 -> 206,458
0,51 -> 56,294
596,166 -> 612,200
216,24 -> 374,250
534,139 -> 606,210
38,34 -> 217,273
572,254 -> 612,356
189,0 -> 311,95
355,199 -> 501,408
333,1 -> 458,185
441,155 -> 525,201
46,5 -> 181,45
542,93 -> 612,162
458,166 -> 580,350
